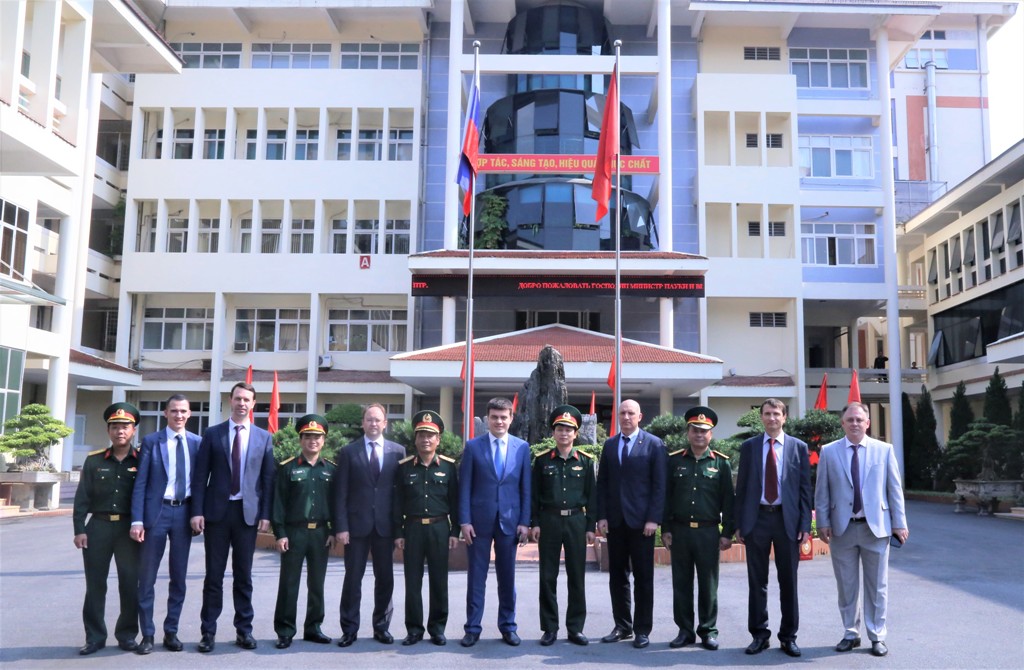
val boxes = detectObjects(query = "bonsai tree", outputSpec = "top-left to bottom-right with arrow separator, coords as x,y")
948,381 -> 974,442
0,404 -> 74,472
786,408 -> 844,469
942,419 -> 1022,482
272,419 -> 300,463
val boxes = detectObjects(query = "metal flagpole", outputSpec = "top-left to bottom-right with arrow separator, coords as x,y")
463,41 -> 480,445
613,40 -> 622,416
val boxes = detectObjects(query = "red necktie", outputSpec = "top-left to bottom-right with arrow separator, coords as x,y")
231,425 -> 242,496
764,438 -> 779,504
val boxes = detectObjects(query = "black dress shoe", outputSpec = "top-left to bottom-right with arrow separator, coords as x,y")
163,633 -> 184,651
701,636 -> 719,651
460,632 -> 479,647
669,632 -> 696,649
197,634 -> 215,653
568,632 -> 589,646
745,638 -> 770,654
118,639 -> 139,651
430,634 -> 447,646
402,633 -> 423,646
236,632 -> 257,649
79,641 -> 105,656
835,637 -> 861,652
871,641 -> 888,657
137,636 -> 154,655
275,636 -> 292,649
632,634 -> 650,649
781,640 -> 802,657
502,631 -> 521,646
337,632 -> 357,647
539,631 -> 557,646
601,627 -> 633,643
373,630 -> 394,644
303,631 -> 332,644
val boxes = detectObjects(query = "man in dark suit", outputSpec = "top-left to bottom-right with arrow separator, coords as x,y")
190,382 -> 276,653
734,398 -> 812,658
332,403 -> 405,647
130,394 -> 201,654
458,397 -> 531,648
596,399 -> 667,649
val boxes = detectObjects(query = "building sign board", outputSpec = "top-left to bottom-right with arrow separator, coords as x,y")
411,274 -> 704,298
475,154 -> 660,174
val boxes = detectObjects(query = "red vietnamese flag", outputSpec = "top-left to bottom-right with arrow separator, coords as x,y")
847,369 -> 861,404
245,364 -> 254,423
814,373 -> 828,411
460,355 -> 475,438
267,371 -> 280,434
591,65 -> 619,222
589,390 -> 596,415
511,392 -> 518,414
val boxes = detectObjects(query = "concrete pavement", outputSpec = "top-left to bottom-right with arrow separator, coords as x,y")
1,500 -> 1021,669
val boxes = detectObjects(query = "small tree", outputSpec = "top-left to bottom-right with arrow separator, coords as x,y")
475,192 -> 509,250
942,419 -> 1023,484
0,404 -> 74,472
643,413 -> 689,452
948,381 -> 974,442
909,387 -> 941,490
1014,381 -> 1024,435
272,419 -> 300,463
983,367 -> 1013,428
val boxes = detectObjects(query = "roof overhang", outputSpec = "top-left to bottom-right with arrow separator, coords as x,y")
986,332 -> 1024,365
91,0 -> 182,74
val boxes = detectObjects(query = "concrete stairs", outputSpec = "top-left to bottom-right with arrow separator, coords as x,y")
0,495 -> 30,519
993,506 -> 1024,521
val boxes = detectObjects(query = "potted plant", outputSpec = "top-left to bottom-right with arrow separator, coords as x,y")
0,404 -> 74,474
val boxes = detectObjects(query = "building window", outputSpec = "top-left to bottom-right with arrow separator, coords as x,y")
0,200 -> 30,281
801,222 -> 876,266
170,42 -> 242,69
904,49 -> 948,69
295,129 -> 319,160
766,134 -> 783,149
749,312 -> 787,327
384,217 -> 410,254
799,135 -> 872,177
331,218 -> 348,253
921,30 -> 946,40
0,347 -> 25,429
748,222 -> 786,237
340,43 -> 419,70
143,308 -> 214,350
198,218 -> 219,253
743,46 -> 780,61
253,402 -> 306,432
336,129 -> 352,160
266,129 -> 286,160
167,217 -> 188,253
235,308 -> 310,352
354,218 -> 379,253
238,218 -> 252,253
173,129 -> 194,159
790,48 -> 869,89
388,128 -> 413,161
290,219 -> 314,253
514,310 -> 601,331
245,129 -> 257,160
252,43 -> 331,69
261,219 -> 282,253
745,133 -> 758,148
204,129 -> 225,159
326,309 -> 407,352
358,129 -> 383,161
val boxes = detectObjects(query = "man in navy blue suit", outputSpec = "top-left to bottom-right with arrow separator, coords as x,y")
130,394 -> 201,655
190,382 -> 276,653
458,397 -> 531,647
596,399 -> 667,649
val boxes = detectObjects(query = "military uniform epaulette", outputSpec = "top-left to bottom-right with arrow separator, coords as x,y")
669,448 -> 686,457
280,456 -> 296,464
711,450 -> 729,459
399,454 -> 415,464
323,458 -> 335,466
539,449 -> 555,458
576,449 -> 593,458
438,454 -> 455,463
88,448 -> 106,456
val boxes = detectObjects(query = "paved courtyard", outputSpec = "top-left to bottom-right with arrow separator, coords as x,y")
1,500 -> 1021,669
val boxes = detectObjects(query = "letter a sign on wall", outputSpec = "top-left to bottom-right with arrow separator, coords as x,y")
359,255 -> 371,269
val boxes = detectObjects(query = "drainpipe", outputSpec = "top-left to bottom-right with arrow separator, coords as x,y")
976,15 -> 990,162
925,60 -> 939,182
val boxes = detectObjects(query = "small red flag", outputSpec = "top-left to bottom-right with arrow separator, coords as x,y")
847,369 -> 861,404
591,64 -> 619,222
245,364 -> 254,423
511,392 -> 518,414
267,371 -> 280,434
814,373 -> 828,411
589,391 -> 596,415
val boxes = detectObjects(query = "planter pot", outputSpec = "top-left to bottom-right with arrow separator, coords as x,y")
953,479 -> 1023,516
0,471 -> 60,483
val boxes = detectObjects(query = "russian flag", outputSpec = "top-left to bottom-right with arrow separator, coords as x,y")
456,69 -> 481,216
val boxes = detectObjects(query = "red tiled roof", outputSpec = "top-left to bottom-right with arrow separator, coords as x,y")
70,350 -> 137,374
713,375 -> 794,387
395,325 -> 719,364
412,250 -> 704,260
141,368 -> 395,383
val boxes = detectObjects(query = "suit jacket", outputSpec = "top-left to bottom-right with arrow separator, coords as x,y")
596,429 -> 667,528
332,436 -> 404,537
735,433 -> 812,541
131,428 -> 201,528
191,420 -> 276,526
458,432 -> 531,535
815,436 -> 907,539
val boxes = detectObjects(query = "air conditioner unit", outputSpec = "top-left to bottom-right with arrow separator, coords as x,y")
317,354 -> 333,370
201,358 -> 212,372
233,341 -> 249,353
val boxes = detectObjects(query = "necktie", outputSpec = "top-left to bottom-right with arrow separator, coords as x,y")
369,441 -> 380,483
764,438 -> 779,504
620,435 -> 631,464
231,425 -> 242,496
851,444 -> 863,515
493,438 -> 504,478
174,434 -> 186,501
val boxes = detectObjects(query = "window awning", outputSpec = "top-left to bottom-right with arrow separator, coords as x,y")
0,277 -> 66,306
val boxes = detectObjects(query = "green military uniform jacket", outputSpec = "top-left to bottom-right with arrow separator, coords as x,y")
272,455 -> 335,538
530,447 -> 597,532
73,447 -> 140,534
393,453 -> 459,537
663,448 -> 735,538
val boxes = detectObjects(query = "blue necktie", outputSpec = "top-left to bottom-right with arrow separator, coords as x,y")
174,435 -> 186,501
493,438 -> 504,478
620,435 -> 631,464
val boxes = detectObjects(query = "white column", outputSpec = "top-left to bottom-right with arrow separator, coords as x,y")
225,106 -> 237,160
659,298 -> 673,347
123,194 -> 138,255
129,104 -> 146,162
727,112 -> 736,166
210,291 -> 227,424
44,212 -> 76,481
759,111 -> 767,167
313,199 -> 325,252
442,296 -> 456,344
114,291 -> 133,368
218,199 -> 231,254
193,106 -> 206,160
26,0 -> 59,126
793,298 -> 806,416
155,199 -> 169,252
382,107 -> 391,161
161,106 -> 173,160
186,198 -> 199,253
659,387 -> 673,416
729,202 -> 738,257
256,107 -> 267,161
875,28 -> 905,474
440,386 -> 454,434
318,107 -> 329,162
283,199 -> 293,254
444,2 -> 465,249
286,107 -> 297,161
761,202 -> 770,259
307,292 -> 321,412
0,1 -> 26,104
657,0 -> 673,251
252,199 -> 263,254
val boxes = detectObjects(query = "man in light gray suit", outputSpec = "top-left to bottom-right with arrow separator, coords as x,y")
815,402 -> 908,658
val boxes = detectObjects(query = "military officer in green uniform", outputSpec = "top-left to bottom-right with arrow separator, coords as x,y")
272,414 -> 336,649
663,406 -> 735,651
393,411 -> 459,646
530,404 -> 596,647
73,402 -> 142,655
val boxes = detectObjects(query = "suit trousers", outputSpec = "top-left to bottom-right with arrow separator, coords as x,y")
606,524 -> 655,636
669,525 -> 721,639
744,507 -> 800,642
200,500 -> 258,636
274,524 -> 329,638
402,521 -> 451,637
81,517 -> 139,645
137,502 -> 193,636
829,521 -> 890,642
464,515 -> 519,635
340,531 -> 395,634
